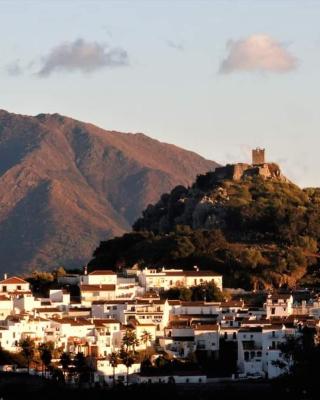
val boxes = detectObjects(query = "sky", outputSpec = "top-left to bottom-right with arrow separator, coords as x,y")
0,0 -> 319,187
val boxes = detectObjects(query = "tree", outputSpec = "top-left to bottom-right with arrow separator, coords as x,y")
191,281 -> 224,302
74,352 -> 88,384
54,266 -> 67,279
122,329 -> 139,352
108,351 -> 121,386
162,287 -> 192,301
38,342 -> 53,377
120,347 -> 135,386
60,352 -> 71,381
140,330 -> 153,357
19,337 -> 35,374
120,330 -> 139,386
273,327 -> 320,397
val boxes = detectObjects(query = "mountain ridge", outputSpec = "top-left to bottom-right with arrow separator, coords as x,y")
0,110 -> 218,274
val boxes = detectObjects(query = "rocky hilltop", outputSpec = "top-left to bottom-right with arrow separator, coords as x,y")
133,148 -> 290,233
90,151 -> 320,289
0,110 -> 218,274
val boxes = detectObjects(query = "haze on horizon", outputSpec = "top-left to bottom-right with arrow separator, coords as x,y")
1,0 -> 319,187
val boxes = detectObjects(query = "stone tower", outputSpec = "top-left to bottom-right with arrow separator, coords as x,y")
252,148 -> 265,165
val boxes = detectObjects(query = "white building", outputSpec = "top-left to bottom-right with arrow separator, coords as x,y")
95,360 -> 140,385
138,371 -> 207,384
138,268 -> 223,291
80,284 -> 116,305
80,270 -> 117,286
265,294 -> 293,319
0,276 -> 31,295
237,322 -> 297,379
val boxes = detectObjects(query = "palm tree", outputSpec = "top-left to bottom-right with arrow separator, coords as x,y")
108,351 -> 120,386
140,330 -> 153,357
60,352 -> 71,381
38,342 -> 53,377
74,352 -> 87,385
120,348 -> 134,386
122,329 -> 140,352
19,337 -> 35,374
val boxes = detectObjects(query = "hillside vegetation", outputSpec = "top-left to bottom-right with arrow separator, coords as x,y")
90,172 -> 320,289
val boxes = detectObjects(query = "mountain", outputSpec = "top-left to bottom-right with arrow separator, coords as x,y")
89,163 -> 320,289
0,110 -> 218,274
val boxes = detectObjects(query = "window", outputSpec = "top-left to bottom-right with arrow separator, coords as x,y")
2,286 -> 6,292
224,332 -> 228,339
233,332 -> 237,340
271,308 -> 275,315
17,285 -> 21,290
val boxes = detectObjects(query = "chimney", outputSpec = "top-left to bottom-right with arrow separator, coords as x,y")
84,265 -> 88,276
4,273 -> 7,280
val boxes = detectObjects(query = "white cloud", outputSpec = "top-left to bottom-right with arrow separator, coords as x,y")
38,38 -> 129,77
219,34 -> 297,74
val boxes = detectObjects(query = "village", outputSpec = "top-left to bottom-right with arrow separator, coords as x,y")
0,266 -> 318,386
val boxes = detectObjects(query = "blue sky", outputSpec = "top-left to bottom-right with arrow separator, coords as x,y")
1,0 -> 319,187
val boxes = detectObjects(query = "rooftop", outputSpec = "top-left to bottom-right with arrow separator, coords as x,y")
0,276 -> 29,285
88,270 -> 116,276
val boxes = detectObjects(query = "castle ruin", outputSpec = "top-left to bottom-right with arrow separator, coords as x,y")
213,148 -> 287,182
252,148 -> 265,165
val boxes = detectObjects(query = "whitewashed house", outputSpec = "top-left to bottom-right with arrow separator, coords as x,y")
49,289 -> 70,306
0,295 -> 14,320
80,284 -> 116,305
265,294 -> 293,319
0,276 -> 30,294
81,270 -> 117,286
237,322 -> 297,379
138,268 -> 223,291
95,360 -> 140,385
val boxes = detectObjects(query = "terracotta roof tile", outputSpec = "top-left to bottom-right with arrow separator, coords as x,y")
0,276 -> 28,284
